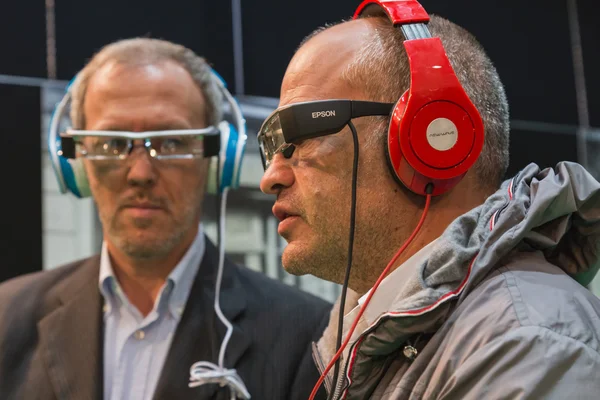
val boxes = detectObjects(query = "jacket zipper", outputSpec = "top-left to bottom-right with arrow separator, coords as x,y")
330,355 -> 350,400
312,341 -> 350,400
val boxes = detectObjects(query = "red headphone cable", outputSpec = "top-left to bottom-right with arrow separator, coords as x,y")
309,189 -> 432,400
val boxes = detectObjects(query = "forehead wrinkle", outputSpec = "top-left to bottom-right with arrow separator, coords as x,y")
281,22 -> 379,108
280,65 -> 338,106
280,85 -> 330,107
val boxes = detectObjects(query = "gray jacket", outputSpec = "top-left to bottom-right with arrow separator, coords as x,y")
314,162 -> 600,399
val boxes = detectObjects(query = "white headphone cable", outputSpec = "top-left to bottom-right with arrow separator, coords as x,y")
189,152 -> 250,399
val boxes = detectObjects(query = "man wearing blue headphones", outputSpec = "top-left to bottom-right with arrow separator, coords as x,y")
0,38 -> 330,400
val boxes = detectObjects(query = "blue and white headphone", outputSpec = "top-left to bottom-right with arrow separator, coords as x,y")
47,68 -> 247,198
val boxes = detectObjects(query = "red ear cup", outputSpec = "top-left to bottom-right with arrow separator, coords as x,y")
387,91 -> 466,196
408,101 -> 475,169
385,39 -> 484,197
387,89 -> 481,196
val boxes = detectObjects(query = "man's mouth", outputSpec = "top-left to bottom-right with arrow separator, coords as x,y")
272,205 -> 300,222
124,202 -> 162,210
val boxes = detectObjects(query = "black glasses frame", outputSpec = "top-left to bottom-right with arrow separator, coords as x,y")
258,99 -> 394,168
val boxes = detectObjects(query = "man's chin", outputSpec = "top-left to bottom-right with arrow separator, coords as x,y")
114,236 -> 173,260
108,225 -> 173,257
127,216 -> 160,230
116,223 -> 159,238
281,242 -> 318,277
280,243 -> 299,275
281,239 -> 347,285
115,212 -> 169,232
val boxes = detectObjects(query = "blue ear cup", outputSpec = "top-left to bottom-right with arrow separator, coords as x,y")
69,158 -> 92,197
47,84 -> 92,199
219,121 -> 237,190
230,119 -> 247,189
207,120 -> 246,194
207,69 -> 247,194
58,157 -> 91,198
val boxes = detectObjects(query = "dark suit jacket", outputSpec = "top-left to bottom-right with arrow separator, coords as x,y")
0,237 -> 331,400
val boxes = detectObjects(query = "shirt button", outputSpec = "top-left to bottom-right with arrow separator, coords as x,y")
134,330 -> 146,340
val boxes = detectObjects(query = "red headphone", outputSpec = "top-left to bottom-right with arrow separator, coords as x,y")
353,0 -> 484,196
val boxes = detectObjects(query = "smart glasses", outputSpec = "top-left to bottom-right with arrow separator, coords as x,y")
59,128 -> 221,160
257,99 -> 394,169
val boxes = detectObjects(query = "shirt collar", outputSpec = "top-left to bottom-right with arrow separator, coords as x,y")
99,223 -> 206,320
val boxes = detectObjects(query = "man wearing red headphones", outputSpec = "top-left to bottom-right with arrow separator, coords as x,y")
259,1 -> 600,398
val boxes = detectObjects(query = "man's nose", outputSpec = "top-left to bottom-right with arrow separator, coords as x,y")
126,145 -> 157,188
259,153 -> 295,195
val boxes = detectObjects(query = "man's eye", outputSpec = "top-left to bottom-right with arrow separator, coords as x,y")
160,138 -> 185,153
98,138 -> 128,155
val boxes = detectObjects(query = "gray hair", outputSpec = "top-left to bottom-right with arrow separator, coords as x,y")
305,15 -> 510,191
69,37 -> 223,129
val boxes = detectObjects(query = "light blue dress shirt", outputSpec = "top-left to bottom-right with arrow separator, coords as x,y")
99,224 -> 205,400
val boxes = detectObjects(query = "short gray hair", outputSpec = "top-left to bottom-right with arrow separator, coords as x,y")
305,15 -> 510,191
69,37 -> 223,129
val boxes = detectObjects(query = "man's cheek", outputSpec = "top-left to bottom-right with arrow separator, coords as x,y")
89,161 -> 122,176
86,162 -> 126,191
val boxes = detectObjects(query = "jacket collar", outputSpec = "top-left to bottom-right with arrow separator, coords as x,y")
37,255 -> 104,400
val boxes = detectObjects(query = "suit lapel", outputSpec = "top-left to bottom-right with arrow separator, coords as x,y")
37,257 -> 103,400
153,238 -> 251,399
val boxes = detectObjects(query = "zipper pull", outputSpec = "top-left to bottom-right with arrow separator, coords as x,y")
403,345 -> 418,361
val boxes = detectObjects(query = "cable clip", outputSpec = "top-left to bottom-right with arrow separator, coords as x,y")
189,361 -> 251,400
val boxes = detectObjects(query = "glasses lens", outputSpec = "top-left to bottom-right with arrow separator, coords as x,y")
78,137 -> 130,160
150,135 -> 204,159
258,113 -> 286,168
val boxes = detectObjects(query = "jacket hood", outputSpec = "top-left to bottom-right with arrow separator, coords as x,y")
384,161 -> 600,320
450,160 -> 600,291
